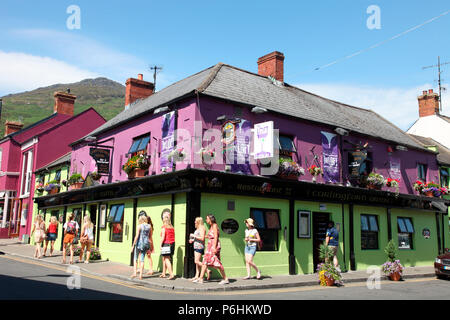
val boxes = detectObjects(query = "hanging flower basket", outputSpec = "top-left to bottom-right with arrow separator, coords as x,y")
277,158 -> 305,180
366,172 -> 385,190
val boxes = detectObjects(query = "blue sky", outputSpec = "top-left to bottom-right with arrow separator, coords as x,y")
1,0 -> 450,129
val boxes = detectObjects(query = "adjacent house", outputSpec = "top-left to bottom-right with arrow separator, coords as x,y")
0,91 -> 106,240
34,52 -> 450,278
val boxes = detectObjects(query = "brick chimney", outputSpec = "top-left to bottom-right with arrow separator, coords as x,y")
4,121 -> 24,136
418,89 -> 440,117
53,91 -> 76,116
125,74 -> 154,109
257,51 -> 285,82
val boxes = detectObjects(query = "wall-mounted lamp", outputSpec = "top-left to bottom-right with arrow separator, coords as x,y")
334,127 -> 349,136
216,115 -> 227,122
251,106 -> 268,114
396,145 -> 408,151
84,136 -> 97,142
154,106 -> 170,114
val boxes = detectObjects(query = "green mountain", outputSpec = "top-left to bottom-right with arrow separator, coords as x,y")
0,77 -> 125,136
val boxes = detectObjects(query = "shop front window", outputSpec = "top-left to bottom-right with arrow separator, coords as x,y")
250,208 -> 281,251
108,204 -> 125,242
397,217 -> 414,249
361,214 -> 379,250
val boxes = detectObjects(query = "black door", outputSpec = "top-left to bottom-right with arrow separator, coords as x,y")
89,205 -> 97,246
313,212 -> 330,271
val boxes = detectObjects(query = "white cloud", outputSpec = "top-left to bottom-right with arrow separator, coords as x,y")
0,51 -> 99,95
295,83 -> 450,131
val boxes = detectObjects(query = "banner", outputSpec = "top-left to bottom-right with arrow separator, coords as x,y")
232,119 -> 252,174
389,156 -> 401,180
253,121 -> 274,160
160,111 -> 175,170
321,131 -> 340,183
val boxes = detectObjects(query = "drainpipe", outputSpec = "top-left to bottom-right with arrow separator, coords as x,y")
349,204 -> 356,271
130,198 -> 138,266
387,207 -> 392,241
288,198 -> 295,275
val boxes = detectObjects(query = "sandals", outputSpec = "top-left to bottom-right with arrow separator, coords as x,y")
206,269 -> 211,280
219,279 -> 229,285
243,276 -> 251,280
167,275 -> 175,280
256,271 -> 261,280
159,274 -> 167,278
193,279 -> 203,284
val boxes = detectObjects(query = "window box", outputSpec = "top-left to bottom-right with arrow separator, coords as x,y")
70,182 -> 83,190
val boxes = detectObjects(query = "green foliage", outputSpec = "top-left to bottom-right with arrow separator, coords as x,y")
68,173 -> 83,185
384,239 -> 397,262
319,243 -> 334,262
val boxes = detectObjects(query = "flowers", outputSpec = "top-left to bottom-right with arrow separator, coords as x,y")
35,183 -> 45,193
44,180 -> 60,192
61,179 -> 68,187
122,154 -> 150,174
440,187 -> 449,195
91,172 -> 101,181
381,260 -> 404,276
66,246 -> 102,261
278,158 -> 305,179
308,165 -> 323,176
386,178 -> 400,188
413,180 -> 424,192
68,173 -> 83,185
136,153 -> 151,169
421,182 -> 444,197
168,148 -> 186,162
316,263 -> 343,286
198,148 -> 215,163
366,172 -> 386,188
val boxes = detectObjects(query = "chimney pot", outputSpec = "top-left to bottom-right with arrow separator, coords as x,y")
125,75 -> 154,109
4,120 -> 24,137
53,91 -> 76,116
257,51 -> 285,83
418,89 -> 439,117
428,89 -> 433,94
422,90 -> 427,95
138,74 -> 143,80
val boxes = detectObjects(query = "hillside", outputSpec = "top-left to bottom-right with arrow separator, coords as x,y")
0,77 -> 125,136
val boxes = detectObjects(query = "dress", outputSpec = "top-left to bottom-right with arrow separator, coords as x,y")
202,227 -> 224,270
34,221 -> 45,243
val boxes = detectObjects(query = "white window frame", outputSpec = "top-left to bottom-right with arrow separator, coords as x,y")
20,149 -> 33,197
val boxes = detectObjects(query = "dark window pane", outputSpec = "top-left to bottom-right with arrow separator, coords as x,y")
265,211 -> 281,229
55,170 -> 61,181
137,136 -> 150,152
128,139 -> 141,154
397,218 -> 407,233
361,215 -> 369,231
404,218 -> 414,233
398,233 -> 411,249
369,216 -> 378,232
278,136 -> 296,152
258,229 -> 278,251
251,210 -> 266,229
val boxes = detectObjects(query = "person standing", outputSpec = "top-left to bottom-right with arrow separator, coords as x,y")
325,220 -> 339,269
79,216 -> 95,263
62,213 -> 79,264
160,215 -> 175,280
145,215 -> 155,276
243,218 -> 261,280
131,215 -> 151,280
31,214 -> 46,259
195,214 -> 229,285
43,216 -> 58,257
189,217 -> 208,282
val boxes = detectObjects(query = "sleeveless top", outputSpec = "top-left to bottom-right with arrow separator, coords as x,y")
193,228 -> 205,250
84,224 -> 94,240
163,226 -> 175,244
138,224 -> 151,247
245,228 -> 258,247
48,223 -> 58,234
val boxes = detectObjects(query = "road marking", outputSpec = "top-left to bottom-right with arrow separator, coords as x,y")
0,254 -> 438,296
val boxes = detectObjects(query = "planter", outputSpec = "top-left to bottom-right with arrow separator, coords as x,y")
423,191 -> 434,197
367,184 -> 382,190
48,188 -> 59,195
389,271 -> 402,281
134,168 -> 146,178
277,173 -> 299,180
325,277 -> 335,286
70,182 -> 83,190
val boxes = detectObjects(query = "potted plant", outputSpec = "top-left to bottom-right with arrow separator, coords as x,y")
68,173 -> 84,190
308,165 -> 323,182
66,245 -> 102,261
421,182 -> 441,197
44,180 -> 60,194
277,157 -> 305,180
123,154 -> 150,178
366,172 -> 385,190
381,239 -> 403,281
168,148 -> 186,162
35,182 -> 45,194
91,171 -> 101,181
413,180 -> 425,194
386,178 -> 400,194
316,243 -> 343,286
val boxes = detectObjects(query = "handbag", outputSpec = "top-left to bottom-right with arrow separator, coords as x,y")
161,244 -> 171,255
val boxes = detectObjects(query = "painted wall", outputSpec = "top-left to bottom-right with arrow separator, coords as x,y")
0,140 -> 20,191
201,193 -> 290,278
407,115 -> 450,149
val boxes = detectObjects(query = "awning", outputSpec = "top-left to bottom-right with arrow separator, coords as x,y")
431,201 -> 449,213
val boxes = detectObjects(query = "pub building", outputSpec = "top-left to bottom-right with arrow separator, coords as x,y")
33,52 -> 449,278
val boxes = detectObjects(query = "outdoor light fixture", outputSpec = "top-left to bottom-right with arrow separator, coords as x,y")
216,115 -> 227,122
84,136 -> 97,142
251,106 -> 268,114
334,127 -> 349,136
154,106 -> 170,114
396,145 -> 408,151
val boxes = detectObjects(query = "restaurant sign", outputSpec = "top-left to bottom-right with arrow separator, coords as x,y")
89,148 -> 111,174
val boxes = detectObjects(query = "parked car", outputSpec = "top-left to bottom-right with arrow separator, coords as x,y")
435,248 -> 450,279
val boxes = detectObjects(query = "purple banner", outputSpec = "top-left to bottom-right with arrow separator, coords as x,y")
160,111 -> 175,170
321,131 -> 340,183
228,119 -> 252,174
389,156 -> 401,180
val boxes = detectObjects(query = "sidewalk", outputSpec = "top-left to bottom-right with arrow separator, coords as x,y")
0,238 -> 436,292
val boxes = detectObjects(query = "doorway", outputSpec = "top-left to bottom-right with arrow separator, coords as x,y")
9,199 -> 22,238
89,205 -> 97,246
312,212 -> 330,271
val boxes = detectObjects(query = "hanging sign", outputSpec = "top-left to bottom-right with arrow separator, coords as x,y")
253,121 -> 274,160
348,150 -> 367,178
89,148 -> 110,174
222,121 -> 236,145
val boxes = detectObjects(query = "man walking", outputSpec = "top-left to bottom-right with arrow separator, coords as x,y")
325,220 -> 339,270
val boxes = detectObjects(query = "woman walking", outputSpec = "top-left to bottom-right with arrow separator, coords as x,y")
160,215 -> 175,280
79,216 -> 95,263
62,213 -> 79,264
195,214 -> 229,285
43,216 -> 58,257
31,214 -> 46,259
189,217 -> 208,282
243,218 -> 261,280
131,215 -> 151,280
146,215 -> 155,276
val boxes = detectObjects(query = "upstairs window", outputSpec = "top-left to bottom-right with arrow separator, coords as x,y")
128,134 -> 150,154
417,163 -> 427,182
440,168 -> 449,188
55,169 -> 61,182
276,135 -> 296,159
21,149 -> 33,196
397,217 -> 414,249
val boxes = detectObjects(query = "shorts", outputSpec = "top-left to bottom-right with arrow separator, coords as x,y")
245,244 -> 257,256
63,233 -> 75,244
329,245 -> 338,256
161,243 -> 174,257
194,248 -> 204,255
134,247 -> 146,262
47,233 -> 57,241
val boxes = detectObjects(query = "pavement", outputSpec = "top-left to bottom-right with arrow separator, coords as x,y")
0,238 -> 437,292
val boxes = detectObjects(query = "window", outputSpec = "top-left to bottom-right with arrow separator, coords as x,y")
0,148 -> 3,170
348,150 -> 373,178
417,163 -> 427,182
361,214 -> 379,250
298,210 -> 311,238
54,170 -> 61,182
21,150 -> 33,196
276,135 -> 296,158
250,208 -> 281,251
440,168 -> 449,188
108,204 -> 125,242
128,134 -> 150,154
397,217 -> 414,249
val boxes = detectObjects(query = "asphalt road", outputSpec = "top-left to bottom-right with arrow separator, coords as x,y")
0,254 -> 449,301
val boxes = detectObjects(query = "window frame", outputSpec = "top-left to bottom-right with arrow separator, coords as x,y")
417,163 -> 427,182
440,168 -> 449,188
21,149 -> 34,196
397,217 -> 414,250
360,214 -> 379,250
109,204 -> 125,242
276,135 -> 296,158
250,208 -> 281,251
128,133 -> 150,155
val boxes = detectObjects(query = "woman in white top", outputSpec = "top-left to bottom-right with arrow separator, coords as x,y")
243,218 -> 261,280
79,215 -> 94,263
31,214 -> 45,259
188,217 -> 209,282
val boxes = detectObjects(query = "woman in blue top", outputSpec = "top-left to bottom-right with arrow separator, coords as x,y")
131,215 -> 151,280
325,220 -> 339,269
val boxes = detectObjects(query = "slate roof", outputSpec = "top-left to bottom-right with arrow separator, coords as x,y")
408,134 -> 450,166
77,63 -> 431,152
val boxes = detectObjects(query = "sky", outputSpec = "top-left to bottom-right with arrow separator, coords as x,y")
1,0 -> 450,130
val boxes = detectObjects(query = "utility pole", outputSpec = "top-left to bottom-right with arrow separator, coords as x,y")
422,56 -> 450,112
149,65 -> 163,92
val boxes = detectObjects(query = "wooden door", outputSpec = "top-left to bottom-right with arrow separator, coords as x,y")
312,212 -> 330,271
9,199 -> 22,238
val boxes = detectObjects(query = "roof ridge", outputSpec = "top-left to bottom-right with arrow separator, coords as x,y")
196,63 -> 224,93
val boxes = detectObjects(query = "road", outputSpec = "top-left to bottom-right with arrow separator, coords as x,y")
0,254 -> 449,301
